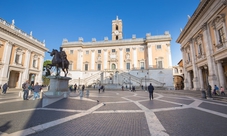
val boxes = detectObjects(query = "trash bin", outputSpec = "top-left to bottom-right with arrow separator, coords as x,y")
201,90 -> 207,99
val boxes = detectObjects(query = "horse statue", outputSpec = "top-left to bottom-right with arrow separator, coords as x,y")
47,49 -> 69,77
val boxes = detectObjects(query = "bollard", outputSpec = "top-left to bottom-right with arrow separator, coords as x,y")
86,90 -> 89,97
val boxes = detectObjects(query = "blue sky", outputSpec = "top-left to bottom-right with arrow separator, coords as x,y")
0,0 -> 200,66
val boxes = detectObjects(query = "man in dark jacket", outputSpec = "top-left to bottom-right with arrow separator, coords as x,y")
148,83 -> 154,100
2,83 -> 8,94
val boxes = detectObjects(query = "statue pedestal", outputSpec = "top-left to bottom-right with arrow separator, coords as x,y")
42,76 -> 71,107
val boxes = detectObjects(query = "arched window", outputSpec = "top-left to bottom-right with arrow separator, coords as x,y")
112,63 -> 116,70
116,25 -> 118,30
116,36 -> 118,40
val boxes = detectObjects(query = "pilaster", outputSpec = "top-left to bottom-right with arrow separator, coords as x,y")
119,48 -> 123,70
104,49 -> 108,70
23,50 -> 31,80
132,47 -> 137,68
91,50 -> 95,70
167,44 -> 172,68
147,45 -> 153,68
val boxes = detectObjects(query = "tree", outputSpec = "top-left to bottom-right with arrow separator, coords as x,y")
42,60 -> 52,86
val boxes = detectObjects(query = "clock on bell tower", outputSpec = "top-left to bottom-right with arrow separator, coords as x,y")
112,16 -> 123,41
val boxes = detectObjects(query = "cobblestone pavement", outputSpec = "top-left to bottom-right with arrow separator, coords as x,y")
0,89 -> 227,136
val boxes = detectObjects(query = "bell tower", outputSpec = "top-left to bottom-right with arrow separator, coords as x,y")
112,16 -> 123,41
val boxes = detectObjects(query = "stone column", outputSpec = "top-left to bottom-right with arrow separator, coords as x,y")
23,50 -> 31,80
148,45 -> 153,68
167,44 -> 172,68
37,55 -> 44,84
133,47 -> 137,68
189,38 -> 200,90
202,23 -> 218,86
0,41 -> 13,84
17,72 -> 23,88
217,61 -> 225,88
188,72 -> 192,89
104,49 -> 108,70
91,50 -> 95,70
198,67 -> 204,90
181,47 -> 189,90
119,48 -> 123,70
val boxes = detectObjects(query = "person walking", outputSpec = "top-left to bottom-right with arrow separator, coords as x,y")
148,83 -> 154,100
32,82 -> 42,100
220,86 -> 225,96
102,85 -> 105,92
214,85 -> 219,95
82,85 -> 85,91
2,83 -> 8,94
75,84 -> 78,92
22,80 -> 30,100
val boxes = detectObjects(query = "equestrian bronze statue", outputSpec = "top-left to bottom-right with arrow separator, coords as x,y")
46,47 -> 69,77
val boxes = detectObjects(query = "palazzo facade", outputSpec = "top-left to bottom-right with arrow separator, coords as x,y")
177,0 -> 227,90
0,18 -> 48,88
62,17 -> 173,89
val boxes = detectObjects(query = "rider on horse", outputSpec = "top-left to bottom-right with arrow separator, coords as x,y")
59,47 -> 67,69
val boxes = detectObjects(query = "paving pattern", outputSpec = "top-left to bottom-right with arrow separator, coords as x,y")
0,89 -> 227,136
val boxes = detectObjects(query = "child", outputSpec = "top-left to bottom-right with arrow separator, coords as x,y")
220,86 -> 225,96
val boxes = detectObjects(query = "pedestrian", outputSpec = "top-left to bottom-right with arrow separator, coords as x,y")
74,84 -> 77,93
214,85 -> 219,95
220,86 -> 225,96
22,80 -> 30,100
102,85 -> 105,92
2,83 -> 8,94
99,85 -> 102,93
148,83 -> 154,100
132,86 -> 135,92
82,85 -> 85,91
32,82 -> 42,100
122,85 -> 124,91
141,85 -> 144,90
126,85 -> 128,89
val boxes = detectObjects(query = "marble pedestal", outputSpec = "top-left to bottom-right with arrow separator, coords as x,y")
42,76 -> 71,107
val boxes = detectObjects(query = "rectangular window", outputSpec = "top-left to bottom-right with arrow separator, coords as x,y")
98,50 -> 101,54
86,50 -> 89,54
218,27 -> 225,43
69,64 -> 72,70
126,48 -> 130,52
33,60 -> 37,68
97,64 -> 101,70
70,50 -> 73,54
15,54 -> 20,64
112,49 -> 116,53
198,44 -> 202,54
140,62 -> 144,69
158,61 -> 163,68
156,45 -> 161,49
126,63 -> 130,70
85,64 -> 88,71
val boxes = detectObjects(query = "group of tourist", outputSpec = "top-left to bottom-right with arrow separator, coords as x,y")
213,85 -> 225,96
22,80 -> 42,100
